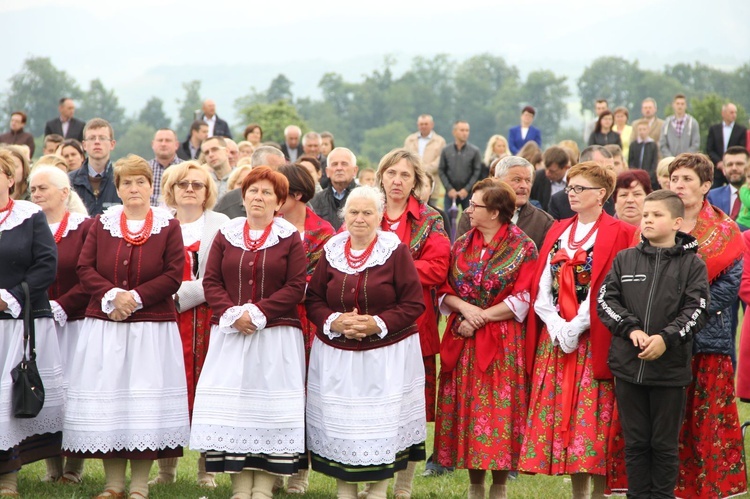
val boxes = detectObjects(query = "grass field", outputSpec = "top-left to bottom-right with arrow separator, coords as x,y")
13,315 -> 750,498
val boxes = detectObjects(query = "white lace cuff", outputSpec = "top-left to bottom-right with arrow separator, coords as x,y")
130,290 -> 143,311
373,315 -> 387,338
545,315 -> 565,346
558,322 -> 584,354
0,289 -> 21,318
50,300 -> 68,326
219,304 -> 265,334
323,312 -> 343,339
101,288 -> 125,314
246,304 -> 267,330
504,290 -> 530,322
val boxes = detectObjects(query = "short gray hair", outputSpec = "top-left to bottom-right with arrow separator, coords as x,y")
328,147 -> 357,167
494,156 -> 534,179
251,146 -> 285,168
284,125 -> 302,137
302,131 -> 320,146
342,185 -> 385,215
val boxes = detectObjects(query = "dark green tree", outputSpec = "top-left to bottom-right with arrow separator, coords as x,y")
138,97 -> 171,130
577,57 -> 643,112
266,74 -> 294,103
2,56 -> 82,136
112,122 -> 156,162
77,79 -> 128,135
175,80 -> 202,139
237,100 -> 308,145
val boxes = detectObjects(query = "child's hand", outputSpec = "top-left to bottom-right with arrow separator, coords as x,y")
629,329 -> 649,349
638,334 -> 666,361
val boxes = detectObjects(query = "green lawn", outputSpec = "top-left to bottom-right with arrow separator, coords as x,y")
14,315 -> 750,498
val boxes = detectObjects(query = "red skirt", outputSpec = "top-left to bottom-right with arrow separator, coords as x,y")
434,319 -> 527,470
519,329 -> 614,476
178,303 -> 212,417
676,353 -> 747,499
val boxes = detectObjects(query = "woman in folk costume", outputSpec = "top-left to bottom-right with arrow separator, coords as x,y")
189,166 -> 308,499
147,161 -> 229,488
0,150 -> 65,497
305,186 -> 426,499
374,148 -> 450,498
62,155 -> 190,499
274,163 -> 335,494
518,161 -> 637,499
29,166 -> 92,486
434,178 -> 538,499
669,153 -> 745,498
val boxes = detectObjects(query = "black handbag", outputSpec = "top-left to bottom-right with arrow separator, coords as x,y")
10,282 -> 45,418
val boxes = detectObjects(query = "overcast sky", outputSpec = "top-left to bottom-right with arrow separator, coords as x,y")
3,0 -> 748,120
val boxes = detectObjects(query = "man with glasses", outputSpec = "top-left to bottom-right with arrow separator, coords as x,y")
69,118 -> 121,215
200,136 -> 232,200
149,129 -> 183,206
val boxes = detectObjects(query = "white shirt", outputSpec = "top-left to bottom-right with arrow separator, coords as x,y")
521,127 -> 529,140
417,132 -> 432,158
203,114 -> 217,137
60,117 -> 70,138
723,121 -> 735,152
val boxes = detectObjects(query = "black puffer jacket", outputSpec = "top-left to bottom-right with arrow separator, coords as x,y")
597,233 -> 710,387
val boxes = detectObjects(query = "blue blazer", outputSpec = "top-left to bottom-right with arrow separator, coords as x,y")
707,185 -> 731,216
508,125 -> 542,154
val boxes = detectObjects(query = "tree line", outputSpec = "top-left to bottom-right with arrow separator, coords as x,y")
2,55 -> 748,164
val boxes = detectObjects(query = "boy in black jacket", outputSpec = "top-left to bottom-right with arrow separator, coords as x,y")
597,190 -> 710,498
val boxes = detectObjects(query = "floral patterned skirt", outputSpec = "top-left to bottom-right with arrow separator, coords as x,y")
434,320 -> 527,470
178,303 -> 212,417
519,329 -> 614,476
676,353 -> 747,499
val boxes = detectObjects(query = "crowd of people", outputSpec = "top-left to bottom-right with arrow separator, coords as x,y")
0,93 -> 749,499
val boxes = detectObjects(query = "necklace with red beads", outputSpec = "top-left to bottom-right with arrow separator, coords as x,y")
120,209 -> 154,246
383,211 -> 403,229
567,214 -> 602,251
53,211 -> 70,244
345,235 -> 378,269
0,198 -> 14,227
244,221 -> 273,251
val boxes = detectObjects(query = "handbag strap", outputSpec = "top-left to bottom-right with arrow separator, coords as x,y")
20,282 -> 36,363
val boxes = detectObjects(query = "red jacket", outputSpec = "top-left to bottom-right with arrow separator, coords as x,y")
49,217 -> 95,321
526,212 -> 637,380
78,216 -> 184,322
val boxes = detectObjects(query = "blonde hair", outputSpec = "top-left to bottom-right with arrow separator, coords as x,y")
657,156 -> 675,179
32,154 -> 69,173
228,164 -> 253,191
161,161 -> 218,210
375,148 -> 426,199
567,161 -> 617,201
483,135 -> 509,164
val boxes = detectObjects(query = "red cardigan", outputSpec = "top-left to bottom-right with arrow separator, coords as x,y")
203,230 -> 307,329
49,217 -> 95,321
78,216 -> 184,322
736,230 -> 750,399
526,213 -> 637,380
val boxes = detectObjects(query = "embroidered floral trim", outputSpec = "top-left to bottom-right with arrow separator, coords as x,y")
50,300 -> 67,326
190,425 -> 305,454
0,200 -> 41,232
100,205 -> 171,238
0,289 -> 21,318
324,231 -> 400,275
221,217 -> 296,251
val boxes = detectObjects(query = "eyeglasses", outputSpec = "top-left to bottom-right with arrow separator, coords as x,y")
175,180 -> 206,191
564,185 -> 602,195
84,136 -> 111,143
468,201 -> 488,209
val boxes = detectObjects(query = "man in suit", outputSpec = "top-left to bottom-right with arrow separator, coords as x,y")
531,146 -> 570,212
706,103 -> 748,188
199,99 -> 232,139
280,125 -> 304,162
214,146 -> 286,219
178,120 -> 208,160
548,145 -> 616,220
628,97 -> 664,146
44,98 -> 85,142
404,114 -> 447,206
707,146 -> 749,227
508,106 -> 542,154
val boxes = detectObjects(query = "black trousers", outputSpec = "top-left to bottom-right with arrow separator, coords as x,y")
615,378 -> 687,499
